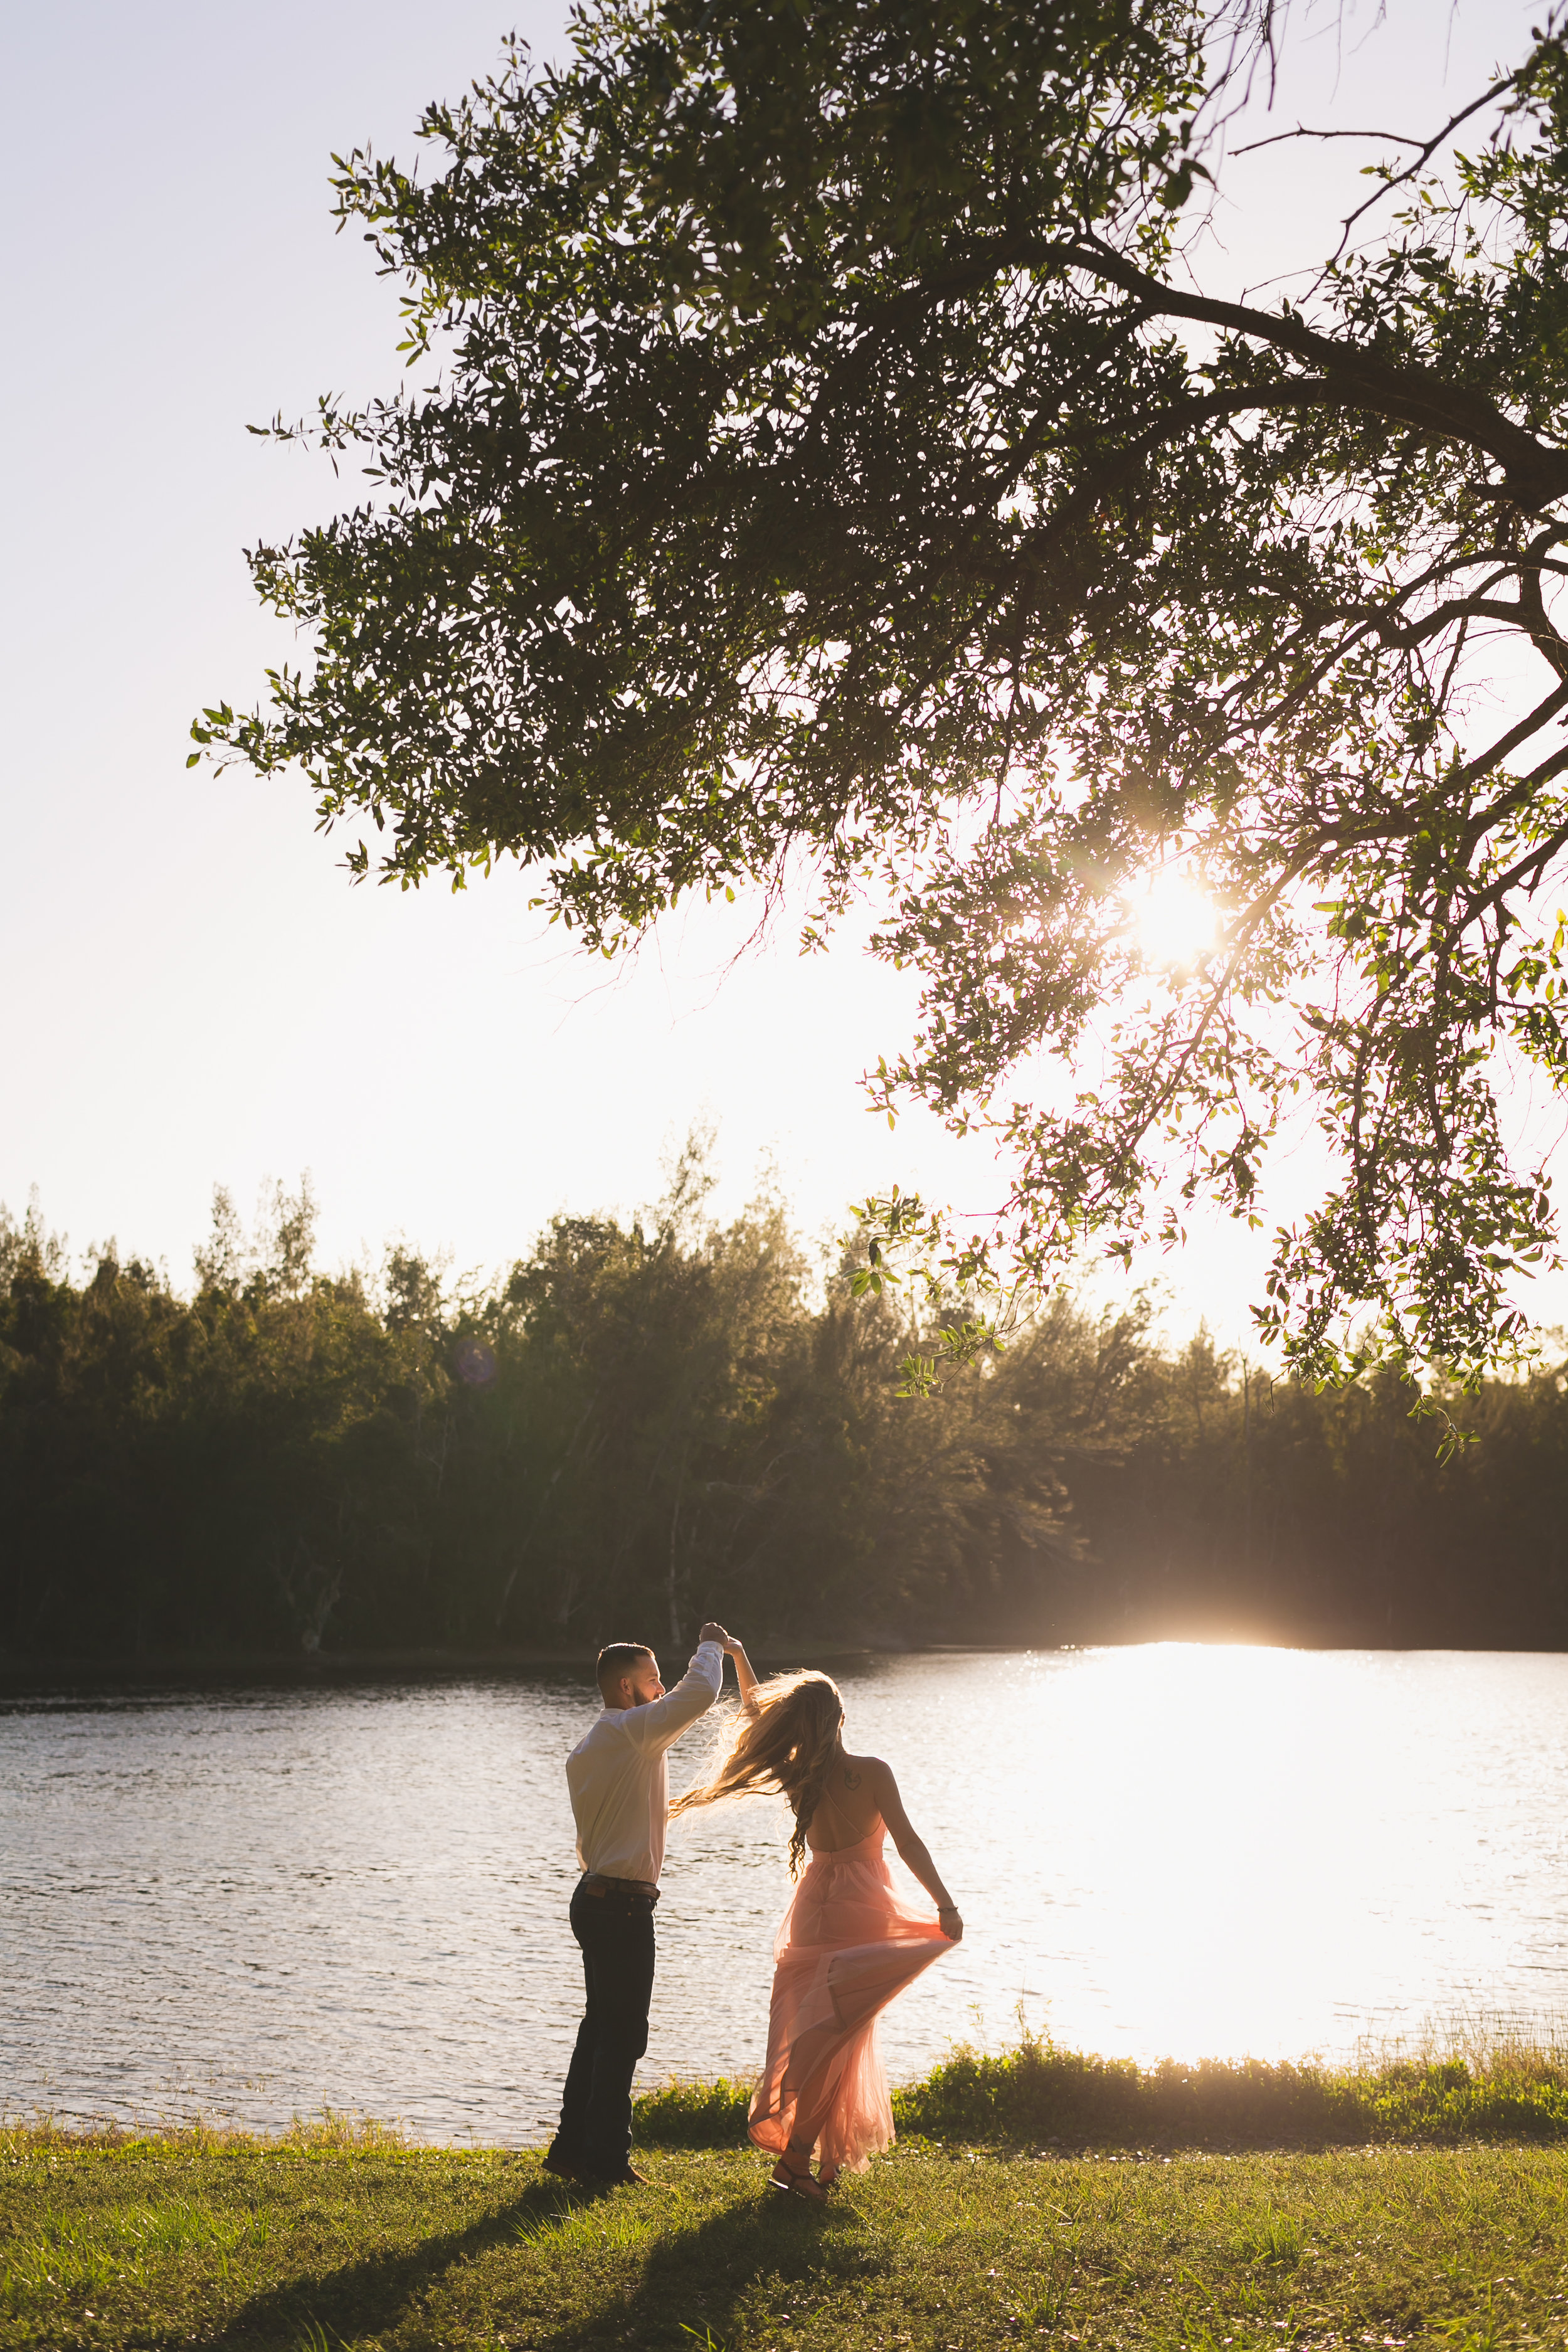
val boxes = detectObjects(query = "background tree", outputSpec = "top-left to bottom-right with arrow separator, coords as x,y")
6,1171 -> 1568,1661
196,0 -> 1568,1385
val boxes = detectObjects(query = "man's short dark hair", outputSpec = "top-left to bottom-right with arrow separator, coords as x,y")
596,1641 -> 654,1698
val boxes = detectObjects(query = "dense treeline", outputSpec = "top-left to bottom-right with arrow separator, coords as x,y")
3,1155 -> 1568,1664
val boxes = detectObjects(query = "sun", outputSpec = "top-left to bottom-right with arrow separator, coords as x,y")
1129,870 -> 1219,971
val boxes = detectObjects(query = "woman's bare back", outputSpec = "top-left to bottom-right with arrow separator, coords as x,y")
805,1747 -> 887,1851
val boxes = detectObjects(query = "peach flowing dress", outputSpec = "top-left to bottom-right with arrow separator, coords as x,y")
748,1818 -> 951,2176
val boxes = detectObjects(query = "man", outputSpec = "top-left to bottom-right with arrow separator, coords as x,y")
545,1620 -> 733,2186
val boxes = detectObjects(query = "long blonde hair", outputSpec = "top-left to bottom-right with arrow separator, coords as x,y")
672,1670 -> 844,1876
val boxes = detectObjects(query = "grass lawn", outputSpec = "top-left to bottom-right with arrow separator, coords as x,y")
4,2129 -> 1568,2352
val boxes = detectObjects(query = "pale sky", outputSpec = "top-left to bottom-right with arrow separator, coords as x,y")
0,0 -> 1552,1355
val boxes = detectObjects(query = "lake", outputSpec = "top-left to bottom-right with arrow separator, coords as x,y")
3,1645 -> 1567,2142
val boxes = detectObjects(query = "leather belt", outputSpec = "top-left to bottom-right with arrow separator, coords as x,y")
580,1872 -> 659,1905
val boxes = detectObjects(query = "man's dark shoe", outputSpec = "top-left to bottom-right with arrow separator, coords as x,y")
542,2148 -> 586,2182
580,2162 -> 649,2188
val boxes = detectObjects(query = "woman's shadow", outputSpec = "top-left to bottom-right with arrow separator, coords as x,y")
532,2181 -> 871,2351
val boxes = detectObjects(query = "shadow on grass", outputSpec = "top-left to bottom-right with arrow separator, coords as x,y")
201,2168 -> 580,2350
201,2154 -> 893,2343
206,2157 -> 881,2351
531,2169 -> 881,2352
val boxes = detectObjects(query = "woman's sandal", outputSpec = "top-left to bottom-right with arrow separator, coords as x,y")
770,2154 -> 829,2203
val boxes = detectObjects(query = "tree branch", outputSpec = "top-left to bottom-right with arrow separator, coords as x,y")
1233,125 -> 1429,155
1453,679 -> 1568,847
1456,746 -> 1568,928
1328,71 -> 1528,260
1055,236 -> 1568,509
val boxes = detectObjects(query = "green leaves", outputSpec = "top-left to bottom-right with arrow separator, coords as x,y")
198,0 -> 1568,1387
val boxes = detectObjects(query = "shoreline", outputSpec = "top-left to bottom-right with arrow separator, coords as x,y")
3,1629 -> 1565,1696
12,2026 -> 1568,2156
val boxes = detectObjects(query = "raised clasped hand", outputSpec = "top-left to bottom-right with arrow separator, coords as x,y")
698,1619 -> 731,1648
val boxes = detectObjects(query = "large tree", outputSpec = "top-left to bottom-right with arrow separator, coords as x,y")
194,0 -> 1568,1386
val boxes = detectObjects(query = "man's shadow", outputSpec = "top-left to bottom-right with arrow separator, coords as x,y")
201,2168 -> 577,2349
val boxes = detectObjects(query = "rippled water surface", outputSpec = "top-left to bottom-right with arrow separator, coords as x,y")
4,1646 -> 1568,2140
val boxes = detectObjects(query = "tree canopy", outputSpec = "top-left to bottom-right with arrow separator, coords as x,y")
194,0 -> 1568,1387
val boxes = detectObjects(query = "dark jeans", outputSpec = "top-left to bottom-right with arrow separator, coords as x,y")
549,1879 -> 657,2176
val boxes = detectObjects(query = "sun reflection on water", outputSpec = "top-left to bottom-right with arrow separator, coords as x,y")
854,1642 -> 1568,2074
1029,1643 -> 1377,2058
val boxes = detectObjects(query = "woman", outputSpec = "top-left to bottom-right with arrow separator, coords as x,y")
672,1640 -> 963,2200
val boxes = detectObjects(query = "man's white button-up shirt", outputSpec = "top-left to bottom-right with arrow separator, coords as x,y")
565,1640 -> 724,1884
